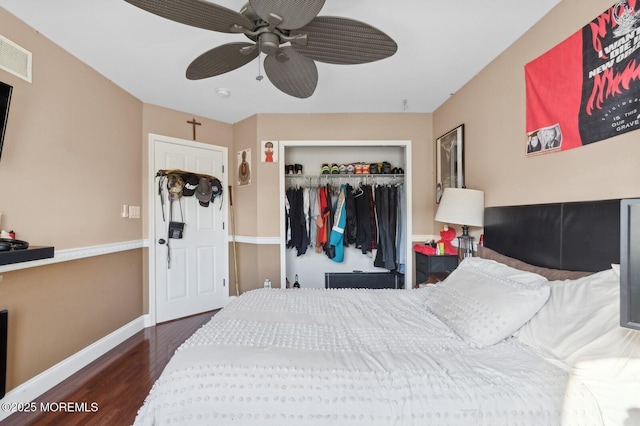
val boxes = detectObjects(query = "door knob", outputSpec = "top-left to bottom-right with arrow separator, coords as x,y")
158,238 -> 166,245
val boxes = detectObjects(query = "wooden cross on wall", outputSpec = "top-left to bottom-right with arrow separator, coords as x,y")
187,117 -> 201,141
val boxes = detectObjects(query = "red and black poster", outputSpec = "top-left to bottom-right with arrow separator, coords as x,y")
525,1 -> 640,155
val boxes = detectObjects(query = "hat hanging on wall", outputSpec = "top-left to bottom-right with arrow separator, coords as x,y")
195,177 -> 213,207
181,173 -> 199,197
211,178 -> 223,200
166,174 -> 184,200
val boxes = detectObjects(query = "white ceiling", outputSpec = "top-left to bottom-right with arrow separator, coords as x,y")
0,0 -> 561,124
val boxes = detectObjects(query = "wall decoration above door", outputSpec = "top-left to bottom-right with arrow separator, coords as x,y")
525,0 -> 640,156
435,124 -> 464,204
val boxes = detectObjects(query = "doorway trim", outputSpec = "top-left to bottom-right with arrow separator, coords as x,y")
278,140 -> 413,289
147,133 -> 229,326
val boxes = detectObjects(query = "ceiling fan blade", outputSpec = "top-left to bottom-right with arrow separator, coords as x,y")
124,0 -> 253,33
291,16 -> 397,64
248,0 -> 325,30
186,43 -> 259,80
264,47 -> 318,98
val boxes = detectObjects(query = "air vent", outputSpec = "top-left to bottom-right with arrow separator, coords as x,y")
0,34 -> 32,83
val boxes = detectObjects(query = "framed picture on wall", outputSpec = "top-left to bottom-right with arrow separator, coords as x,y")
237,149 -> 251,186
435,124 -> 464,204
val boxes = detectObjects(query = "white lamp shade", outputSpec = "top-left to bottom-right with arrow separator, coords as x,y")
435,188 -> 484,227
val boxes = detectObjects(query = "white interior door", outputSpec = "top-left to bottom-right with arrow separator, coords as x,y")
153,136 -> 228,323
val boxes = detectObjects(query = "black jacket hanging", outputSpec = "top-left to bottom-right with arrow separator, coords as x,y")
286,187 -> 309,256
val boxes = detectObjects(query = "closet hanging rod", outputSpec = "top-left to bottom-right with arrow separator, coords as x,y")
285,174 -> 404,178
285,174 -> 404,189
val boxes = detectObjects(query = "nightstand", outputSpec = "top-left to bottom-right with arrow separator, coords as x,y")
415,253 -> 458,286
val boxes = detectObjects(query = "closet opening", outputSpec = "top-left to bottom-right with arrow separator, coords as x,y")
278,140 -> 413,289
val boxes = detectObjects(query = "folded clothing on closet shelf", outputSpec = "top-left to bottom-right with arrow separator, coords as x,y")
312,161 -> 403,176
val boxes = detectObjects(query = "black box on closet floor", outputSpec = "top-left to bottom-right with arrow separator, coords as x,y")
325,272 -> 403,289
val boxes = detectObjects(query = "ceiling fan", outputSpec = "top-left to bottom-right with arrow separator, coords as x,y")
124,0 -> 398,98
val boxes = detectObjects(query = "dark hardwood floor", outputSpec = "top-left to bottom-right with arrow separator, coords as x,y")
1,310 -> 218,426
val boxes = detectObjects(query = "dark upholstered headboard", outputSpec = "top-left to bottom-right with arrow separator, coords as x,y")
484,199 -> 621,272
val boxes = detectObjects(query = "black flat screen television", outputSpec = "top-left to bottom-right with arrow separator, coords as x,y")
0,81 -> 13,162
621,198 -> 640,330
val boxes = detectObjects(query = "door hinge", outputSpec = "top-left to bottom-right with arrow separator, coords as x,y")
223,278 -> 226,287
222,165 -> 225,173
223,222 -> 225,230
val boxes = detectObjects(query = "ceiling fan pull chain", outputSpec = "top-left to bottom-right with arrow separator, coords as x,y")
256,52 -> 264,81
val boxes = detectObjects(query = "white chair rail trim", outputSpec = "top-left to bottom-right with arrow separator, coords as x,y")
0,239 -> 145,273
0,234 -> 466,273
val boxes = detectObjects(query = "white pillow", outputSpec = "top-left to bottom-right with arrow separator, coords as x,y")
456,256 -> 549,284
611,263 -> 620,278
517,267 -> 640,426
425,257 -> 550,347
518,267 -> 640,366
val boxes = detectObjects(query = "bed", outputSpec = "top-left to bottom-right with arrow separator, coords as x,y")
134,200 -> 640,426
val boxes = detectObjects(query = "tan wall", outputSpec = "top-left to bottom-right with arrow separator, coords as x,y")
231,116 -> 259,237
0,8 -> 144,392
231,244 -> 280,294
1,251 -> 142,390
433,0 -> 640,207
0,8 -> 142,248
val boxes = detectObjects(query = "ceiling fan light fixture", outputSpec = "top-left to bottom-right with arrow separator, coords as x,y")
216,88 -> 231,98
126,0 -> 396,98
259,32 -> 280,55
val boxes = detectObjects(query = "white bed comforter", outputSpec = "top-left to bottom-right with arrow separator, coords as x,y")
134,288 -> 603,426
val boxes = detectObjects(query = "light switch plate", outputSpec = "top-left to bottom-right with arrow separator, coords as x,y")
129,205 -> 141,219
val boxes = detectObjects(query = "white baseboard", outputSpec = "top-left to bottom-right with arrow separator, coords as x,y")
0,315 -> 147,421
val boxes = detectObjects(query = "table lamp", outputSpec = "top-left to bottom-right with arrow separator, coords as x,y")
434,188 -> 485,261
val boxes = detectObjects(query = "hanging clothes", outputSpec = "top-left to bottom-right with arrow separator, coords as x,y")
285,195 -> 291,245
322,185 -> 334,257
316,186 -> 329,253
374,184 -> 398,271
303,187 -> 310,245
284,177 -> 404,274
328,184 -> 347,262
344,184 -> 358,246
308,187 -> 318,249
396,184 -> 407,273
355,184 -> 376,254
368,185 -> 378,251
286,187 -> 309,256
